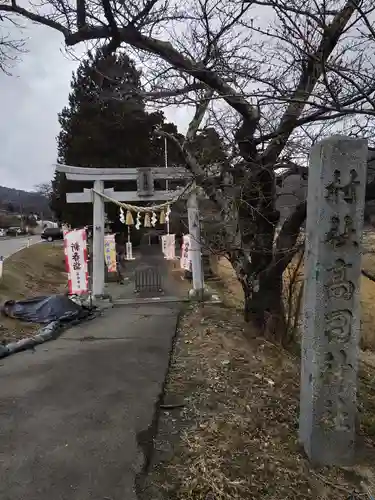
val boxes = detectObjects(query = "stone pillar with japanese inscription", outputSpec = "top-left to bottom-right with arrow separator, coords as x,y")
299,136 -> 368,465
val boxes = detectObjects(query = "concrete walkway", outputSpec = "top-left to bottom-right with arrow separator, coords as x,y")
0,303 -> 182,500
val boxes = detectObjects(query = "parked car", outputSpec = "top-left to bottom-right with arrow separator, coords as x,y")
41,227 -> 63,242
6,227 -> 23,236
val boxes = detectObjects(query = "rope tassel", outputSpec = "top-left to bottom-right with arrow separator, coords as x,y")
125,210 -> 134,225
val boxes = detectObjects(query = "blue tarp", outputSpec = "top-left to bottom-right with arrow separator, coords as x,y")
0,294 -> 95,359
2,294 -> 90,324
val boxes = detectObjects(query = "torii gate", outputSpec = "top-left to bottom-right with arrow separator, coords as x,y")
55,164 -> 205,298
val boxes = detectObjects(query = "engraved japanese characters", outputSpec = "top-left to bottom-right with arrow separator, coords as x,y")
321,165 -> 360,431
299,137 -> 367,465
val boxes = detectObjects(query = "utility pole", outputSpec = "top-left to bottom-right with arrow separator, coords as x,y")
164,137 -> 169,191
19,192 -> 24,233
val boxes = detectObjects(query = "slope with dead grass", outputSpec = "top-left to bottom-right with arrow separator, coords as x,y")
0,243 -> 67,344
143,304 -> 375,500
141,236 -> 375,499
360,252 -> 375,350
210,243 -> 375,351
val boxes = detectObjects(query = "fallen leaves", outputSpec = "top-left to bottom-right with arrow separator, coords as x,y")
144,304 -> 375,500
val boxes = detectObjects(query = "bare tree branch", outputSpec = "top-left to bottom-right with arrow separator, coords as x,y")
0,2 -> 70,38
101,0 -> 118,34
262,0 -> 357,166
130,0 -> 160,27
100,78 -> 206,102
0,13 -> 26,74
76,0 -> 86,29
186,89 -> 214,140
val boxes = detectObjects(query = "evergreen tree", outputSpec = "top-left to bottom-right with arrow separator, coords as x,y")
52,49 -> 183,226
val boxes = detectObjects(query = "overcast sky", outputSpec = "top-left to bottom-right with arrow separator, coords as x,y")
0,22 -> 189,192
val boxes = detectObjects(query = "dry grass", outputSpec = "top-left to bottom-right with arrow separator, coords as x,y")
145,304 -> 375,500
209,245 -> 375,351
0,243 -> 67,344
141,238 -> 375,500
360,252 -> 375,350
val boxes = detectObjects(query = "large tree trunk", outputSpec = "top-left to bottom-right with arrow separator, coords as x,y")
246,159 -> 284,336
242,269 -> 286,340
229,121 -> 295,341
230,226 -> 287,341
229,139 -> 288,339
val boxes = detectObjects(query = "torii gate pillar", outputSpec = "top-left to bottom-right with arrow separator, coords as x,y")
92,180 -> 105,297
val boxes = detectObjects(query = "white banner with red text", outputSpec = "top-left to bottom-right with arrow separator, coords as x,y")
104,234 -> 117,272
180,234 -> 192,271
64,229 -> 89,295
161,234 -> 176,260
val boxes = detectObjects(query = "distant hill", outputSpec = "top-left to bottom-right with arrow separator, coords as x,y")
0,186 -> 52,217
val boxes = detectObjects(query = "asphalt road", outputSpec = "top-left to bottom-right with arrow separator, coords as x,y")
0,304 -> 181,500
0,235 -> 41,259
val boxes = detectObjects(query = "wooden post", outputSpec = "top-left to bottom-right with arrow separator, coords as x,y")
92,180 -> 105,297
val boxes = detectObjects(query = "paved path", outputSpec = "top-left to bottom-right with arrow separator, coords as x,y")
0,303 -> 181,500
0,235 -> 40,259
107,248 -> 185,302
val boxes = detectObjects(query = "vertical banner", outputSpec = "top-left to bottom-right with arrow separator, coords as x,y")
165,234 -> 176,260
125,241 -> 135,260
180,234 -> 191,270
64,229 -> 89,295
104,234 -> 117,272
161,234 -> 167,257
162,234 -> 176,259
